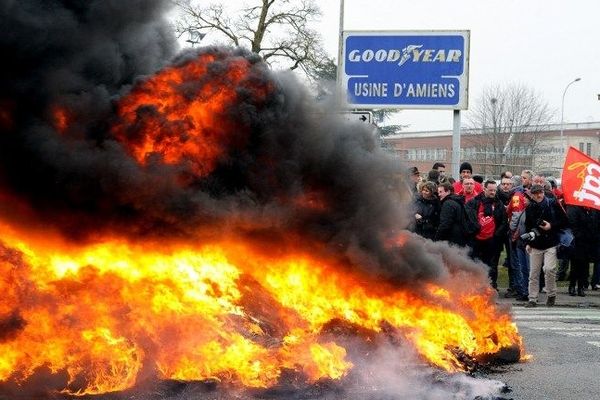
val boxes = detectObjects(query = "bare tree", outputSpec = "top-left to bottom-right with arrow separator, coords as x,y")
172,0 -> 329,77
464,83 -> 555,177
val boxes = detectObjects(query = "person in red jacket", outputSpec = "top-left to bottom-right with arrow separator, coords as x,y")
453,162 -> 482,195
458,177 -> 478,203
506,169 -> 534,218
466,180 -> 508,289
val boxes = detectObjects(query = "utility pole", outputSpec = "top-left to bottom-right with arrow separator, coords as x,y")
560,77 -> 581,153
336,0 -> 345,109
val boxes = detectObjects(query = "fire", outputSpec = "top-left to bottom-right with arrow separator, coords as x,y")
111,52 -> 272,177
0,223 -> 523,395
52,106 -> 69,135
0,45 -> 524,397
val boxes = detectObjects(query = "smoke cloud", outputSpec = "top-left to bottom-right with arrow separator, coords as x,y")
0,1 -> 520,398
0,1 -> 486,289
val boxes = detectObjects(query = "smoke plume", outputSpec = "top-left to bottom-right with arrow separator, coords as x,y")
0,0 -> 489,287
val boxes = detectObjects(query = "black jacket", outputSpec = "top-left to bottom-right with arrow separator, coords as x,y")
496,190 -> 512,207
524,197 -> 568,250
435,194 -> 468,246
466,193 -> 508,239
411,195 -> 441,240
567,205 -> 600,260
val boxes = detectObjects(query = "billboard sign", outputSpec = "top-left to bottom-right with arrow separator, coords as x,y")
341,30 -> 470,109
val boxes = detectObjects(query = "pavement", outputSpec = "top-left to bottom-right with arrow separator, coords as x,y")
496,282 -> 600,308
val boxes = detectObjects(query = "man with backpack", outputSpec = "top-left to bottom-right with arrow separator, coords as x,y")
466,180 -> 508,290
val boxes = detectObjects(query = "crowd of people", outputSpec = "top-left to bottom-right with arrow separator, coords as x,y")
407,162 -> 600,307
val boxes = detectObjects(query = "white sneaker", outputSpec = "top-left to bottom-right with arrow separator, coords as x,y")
541,287 -> 547,293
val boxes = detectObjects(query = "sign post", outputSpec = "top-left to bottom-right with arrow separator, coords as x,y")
340,111 -> 373,124
341,30 -> 470,109
340,30 -> 470,176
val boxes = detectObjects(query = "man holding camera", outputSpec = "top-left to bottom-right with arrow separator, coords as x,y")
523,184 -> 568,307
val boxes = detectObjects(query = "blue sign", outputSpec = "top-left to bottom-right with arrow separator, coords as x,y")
342,31 -> 470,109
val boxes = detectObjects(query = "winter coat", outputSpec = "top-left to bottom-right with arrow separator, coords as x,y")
435,194 -> 468,246
466,193 -> 508,240
567,206 -> 600,261
524,197 -> 568,250
594,209 -> 600,262
412,196 -> 441,240
496,189 -> 512,207
510,209 -> 528,249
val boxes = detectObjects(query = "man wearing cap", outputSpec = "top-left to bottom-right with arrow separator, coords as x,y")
408,167 -> 421,198
453,162 -> 483,196
523,184 -> 568,307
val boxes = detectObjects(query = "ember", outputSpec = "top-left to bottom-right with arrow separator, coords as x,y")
0,1 -> 524,399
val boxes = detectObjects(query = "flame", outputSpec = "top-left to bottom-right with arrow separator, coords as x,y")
111,53 -> 272,177
0,222 -> 523,395
0,50 -> 523,396
52,106 -> 69,134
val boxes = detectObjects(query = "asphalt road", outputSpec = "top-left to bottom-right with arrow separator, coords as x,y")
490,303 -> 600,400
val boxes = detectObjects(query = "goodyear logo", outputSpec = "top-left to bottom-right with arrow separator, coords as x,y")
347,45 -> 462,67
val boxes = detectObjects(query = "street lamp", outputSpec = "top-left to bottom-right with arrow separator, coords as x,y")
560,77 -> 581,152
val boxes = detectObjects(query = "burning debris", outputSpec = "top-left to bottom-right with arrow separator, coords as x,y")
0,0 -> 523,399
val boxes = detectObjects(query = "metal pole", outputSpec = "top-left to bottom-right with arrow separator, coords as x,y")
560,77 -> 581,153
452,110 -> 461,179
336,0 -> 345,109
491,97 -> 497,176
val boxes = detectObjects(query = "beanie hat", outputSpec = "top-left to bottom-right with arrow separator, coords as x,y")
459,162 -> 473,173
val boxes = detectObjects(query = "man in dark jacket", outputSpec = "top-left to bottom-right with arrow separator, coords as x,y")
496,176 -> 514,206
435,182 -> 468,247
566,205 -> 599,296
589,209 -> 600,290
467,180 -> 508,290
523,184 -> 568,307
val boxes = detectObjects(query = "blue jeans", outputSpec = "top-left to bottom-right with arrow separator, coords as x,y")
510,240 -> 527,296
516,241 -> 530,296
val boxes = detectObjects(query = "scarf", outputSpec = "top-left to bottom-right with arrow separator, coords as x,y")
482,197 -> 494,217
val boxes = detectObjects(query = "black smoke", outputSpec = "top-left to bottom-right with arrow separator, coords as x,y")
0,0 -> 487,286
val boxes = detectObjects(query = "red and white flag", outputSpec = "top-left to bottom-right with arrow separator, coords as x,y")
561,147 -> 600,210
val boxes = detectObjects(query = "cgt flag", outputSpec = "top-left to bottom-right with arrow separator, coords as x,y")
562,146 -> 600,210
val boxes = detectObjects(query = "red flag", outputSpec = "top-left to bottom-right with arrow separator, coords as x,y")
561,146 -> 600,210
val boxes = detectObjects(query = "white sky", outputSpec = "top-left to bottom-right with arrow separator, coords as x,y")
318,0 -> 600,131
172,0 -> 600,132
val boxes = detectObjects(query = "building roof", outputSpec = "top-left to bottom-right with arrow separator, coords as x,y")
384,121 -> 600,139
